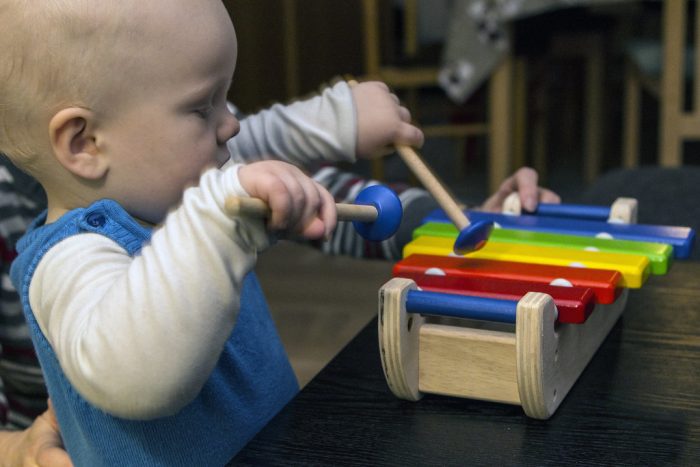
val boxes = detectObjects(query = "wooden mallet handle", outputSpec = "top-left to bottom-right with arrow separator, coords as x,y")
224,185 -> 403,242
394,144 -> 492,253
395,144 -> 470,230
225,197 -> 378,223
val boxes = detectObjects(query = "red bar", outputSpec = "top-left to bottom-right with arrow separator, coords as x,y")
400,273 -> 596,324
394,254 -> 622,304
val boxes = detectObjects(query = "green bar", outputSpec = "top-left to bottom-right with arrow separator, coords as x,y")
413,222 -> 673,275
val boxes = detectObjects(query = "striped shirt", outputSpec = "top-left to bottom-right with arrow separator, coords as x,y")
0,157 -> 47,429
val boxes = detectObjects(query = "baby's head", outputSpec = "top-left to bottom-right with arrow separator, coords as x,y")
0,0 -> 240,223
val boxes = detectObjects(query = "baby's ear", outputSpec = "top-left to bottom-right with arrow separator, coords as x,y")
49,108 -> 108,180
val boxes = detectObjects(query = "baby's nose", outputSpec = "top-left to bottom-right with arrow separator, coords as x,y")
218,112 -> 240,144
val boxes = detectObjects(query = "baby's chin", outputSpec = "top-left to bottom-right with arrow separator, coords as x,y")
134,197 -> 183,227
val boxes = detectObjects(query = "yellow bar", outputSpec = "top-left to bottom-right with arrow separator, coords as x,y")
404,236 -> 650,288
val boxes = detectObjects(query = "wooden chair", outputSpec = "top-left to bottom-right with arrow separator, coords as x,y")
623,0 -> 699,168
507,6 -> 614,186
360,0 -> 514,192
533,32 -> 606,184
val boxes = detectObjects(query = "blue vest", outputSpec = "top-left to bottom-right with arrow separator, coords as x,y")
11,199 -> 298,466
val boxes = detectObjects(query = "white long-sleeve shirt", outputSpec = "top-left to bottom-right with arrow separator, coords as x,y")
28,82 -> 357,419
227,81 -> 356,165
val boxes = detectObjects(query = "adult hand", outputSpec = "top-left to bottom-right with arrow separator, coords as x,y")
480,167 -> 560,213
1,399 -> 72,467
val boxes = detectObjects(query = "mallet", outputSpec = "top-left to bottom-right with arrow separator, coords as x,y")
224,184 -> 403,242
345,79 -> 492,253
395,144 -> 493,254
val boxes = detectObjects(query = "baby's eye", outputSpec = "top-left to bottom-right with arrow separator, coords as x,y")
194,106 -> 214,119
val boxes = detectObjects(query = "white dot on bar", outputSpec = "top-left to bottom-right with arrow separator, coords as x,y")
425,268 -> 446,276
550,278 -> 573,287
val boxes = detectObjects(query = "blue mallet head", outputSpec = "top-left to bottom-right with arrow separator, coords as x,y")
352,185 -> 403,242
454,220 -> 493,255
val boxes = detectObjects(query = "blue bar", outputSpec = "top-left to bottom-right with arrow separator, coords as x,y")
406,290 -> 518,324
423,209 -> 696,259
535,203 -> 610,221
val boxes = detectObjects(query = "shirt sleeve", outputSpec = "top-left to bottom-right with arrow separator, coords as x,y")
28,165 -> 270,420
226,81 -> 357,168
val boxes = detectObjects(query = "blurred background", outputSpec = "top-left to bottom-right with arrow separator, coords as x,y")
222,1 -> 693,207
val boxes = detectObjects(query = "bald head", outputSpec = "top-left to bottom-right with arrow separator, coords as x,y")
0,0 -> 236,166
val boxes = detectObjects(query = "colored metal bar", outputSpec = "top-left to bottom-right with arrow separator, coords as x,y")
413,222 -> 673,275
404,235 -> 650,288
394,254 -> 621,304
534,203 -> 611,221
422,209 -> 696,259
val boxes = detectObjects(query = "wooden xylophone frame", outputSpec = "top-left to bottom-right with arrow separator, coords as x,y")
378,277 -> 628,419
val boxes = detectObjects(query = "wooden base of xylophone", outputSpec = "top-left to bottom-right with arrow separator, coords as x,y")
378,277 -> 628,419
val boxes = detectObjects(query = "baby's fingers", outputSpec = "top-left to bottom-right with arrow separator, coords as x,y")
265,173 -> 301,231
393,122 -> 425,149
298,183 -> 337,240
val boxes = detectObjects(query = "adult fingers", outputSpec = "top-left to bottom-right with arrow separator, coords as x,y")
513,167 -> 539,212
538,188 -> 561,204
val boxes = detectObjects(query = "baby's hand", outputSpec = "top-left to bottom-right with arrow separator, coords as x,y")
352,81 -> 424,159
479,167 -> 561,213
237,161 -> 336,240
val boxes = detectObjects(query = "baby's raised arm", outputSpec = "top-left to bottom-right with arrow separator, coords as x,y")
28,161 -> 333,420
227,80 -> 424,169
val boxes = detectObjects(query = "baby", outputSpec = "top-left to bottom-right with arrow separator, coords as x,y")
0,0 -> 421,464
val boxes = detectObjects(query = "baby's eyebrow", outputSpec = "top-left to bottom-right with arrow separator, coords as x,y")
182,75 -> 232,105
179,83 -> 218,108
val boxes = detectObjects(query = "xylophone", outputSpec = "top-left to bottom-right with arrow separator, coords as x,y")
378,195 -> 696,419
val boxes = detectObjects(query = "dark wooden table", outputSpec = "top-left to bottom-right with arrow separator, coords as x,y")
231,257 -> 700,466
